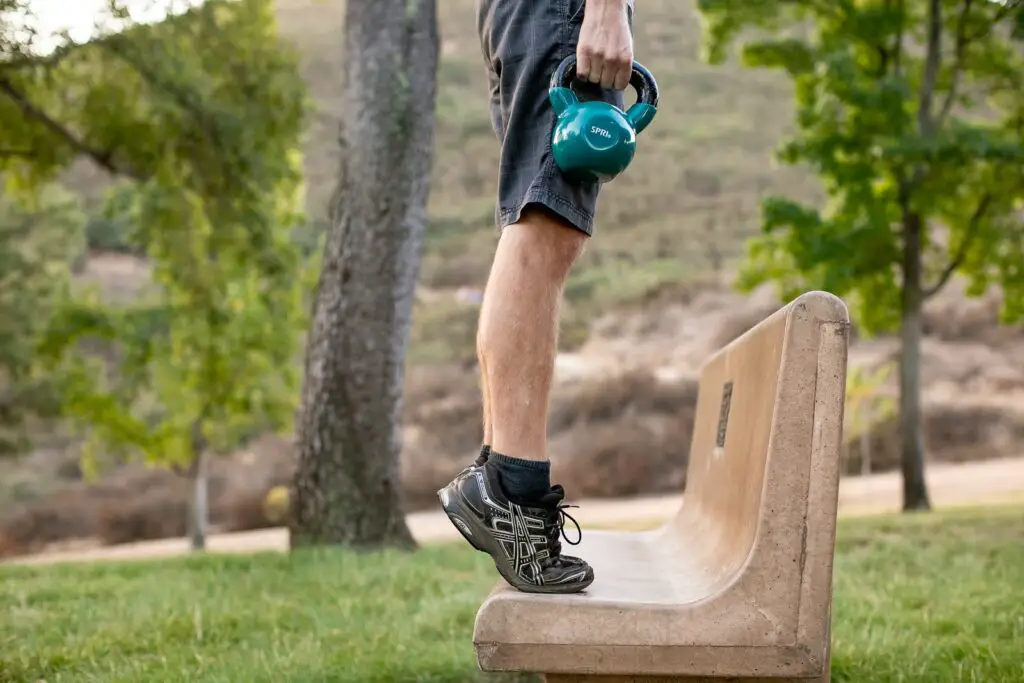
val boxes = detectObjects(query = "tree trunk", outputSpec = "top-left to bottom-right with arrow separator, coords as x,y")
187,425 -> 210,550
860,410 -> 871,476
289,0 -> 438,549
899,212 -> 932,511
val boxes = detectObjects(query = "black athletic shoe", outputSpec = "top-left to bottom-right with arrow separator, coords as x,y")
455,445 -> 491,480
437,462 -> 594,594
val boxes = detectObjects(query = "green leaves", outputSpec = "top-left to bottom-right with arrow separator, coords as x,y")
698,0 -> 1024,334
2,0 -> 313,469
1,0 -> 308,191
741,38 -> 815,76
46,165 -> 312,471
0,184 -> 85,453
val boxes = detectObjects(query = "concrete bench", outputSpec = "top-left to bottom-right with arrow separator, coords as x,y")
472,291 -> 851,682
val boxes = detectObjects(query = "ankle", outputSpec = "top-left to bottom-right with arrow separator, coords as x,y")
487,451 -> 551,503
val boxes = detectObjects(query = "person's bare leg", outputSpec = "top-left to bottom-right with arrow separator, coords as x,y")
478,207 -> 586,462
438,203 -> 596,593
477,321 -> 493,448
438,0 -> 632,595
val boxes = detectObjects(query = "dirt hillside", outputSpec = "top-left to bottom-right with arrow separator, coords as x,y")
3,266 -> 1022,558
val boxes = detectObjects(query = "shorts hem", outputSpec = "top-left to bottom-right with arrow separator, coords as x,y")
498,189 -> 595,236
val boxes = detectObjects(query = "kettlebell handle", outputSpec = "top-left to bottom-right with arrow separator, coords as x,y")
549,55 -> 660,110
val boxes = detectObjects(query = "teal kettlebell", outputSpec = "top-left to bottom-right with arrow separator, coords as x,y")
548,55 -> 659,184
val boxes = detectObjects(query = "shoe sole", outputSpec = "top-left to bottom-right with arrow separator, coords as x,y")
437,485 -> 594,595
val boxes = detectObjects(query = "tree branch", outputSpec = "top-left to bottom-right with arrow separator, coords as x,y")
966,0 -> 1022,40
0,21 -> 146,74
923,192 -> 992,298
936,0 -> 974,128
893,0 -> 905,75
98,37 -> 228,164
0,76 -> 145,180
0,147 -> 35,159
0,40 -> 80,73
905,0 -> 943,190
917,0 -> 942,138
876,0 -> 893,77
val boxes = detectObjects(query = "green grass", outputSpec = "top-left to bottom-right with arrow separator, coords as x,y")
3,506 -> 1022,683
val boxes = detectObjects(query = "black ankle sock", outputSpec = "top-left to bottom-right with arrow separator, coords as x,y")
487,451 -> 551,504
474,444 -> 491,466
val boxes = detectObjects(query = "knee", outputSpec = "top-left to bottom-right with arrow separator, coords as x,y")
501,207 -> 587,281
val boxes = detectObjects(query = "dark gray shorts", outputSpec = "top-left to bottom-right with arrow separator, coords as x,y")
477,0 -> 633,235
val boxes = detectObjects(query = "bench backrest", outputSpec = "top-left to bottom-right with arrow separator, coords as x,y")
669,291 -> 849,639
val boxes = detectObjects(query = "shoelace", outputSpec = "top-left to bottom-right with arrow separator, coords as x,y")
546,503 -> 583,557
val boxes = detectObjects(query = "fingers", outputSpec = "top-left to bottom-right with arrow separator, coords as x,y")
596,52 -> 631,91
577,48 -> 605,87
577,44 -> 632,91
586,54 -> 606,87
611,58 -> 631,91
576,48 -> 592,85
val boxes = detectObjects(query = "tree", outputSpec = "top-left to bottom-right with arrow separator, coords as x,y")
0,182 -> 85,454
288,0 -> 439,550
3,0 -> 312,547
698,0 -> 1024,510
844,362 -> 897,475
2,0 -> 307,227
43,172 -> 311,550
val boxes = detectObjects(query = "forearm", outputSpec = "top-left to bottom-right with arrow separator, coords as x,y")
586,0 -> 629,13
